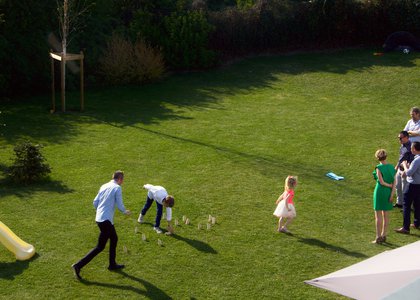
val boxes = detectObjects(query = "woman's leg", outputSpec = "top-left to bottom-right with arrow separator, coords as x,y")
373,211 -> 382,242
382,211 -> 389,239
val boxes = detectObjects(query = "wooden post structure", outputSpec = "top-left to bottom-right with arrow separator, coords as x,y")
50,51 -> 85,113
80,51 -> 84,111
61,54 -> 65,111
50,51 -> 56,112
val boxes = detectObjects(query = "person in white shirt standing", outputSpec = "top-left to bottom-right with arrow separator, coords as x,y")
137,184 -> 174,234
404,107 -> 420,143
72,171 -> 131,280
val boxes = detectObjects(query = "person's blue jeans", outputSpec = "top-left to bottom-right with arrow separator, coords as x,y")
402,184 -> 420,230
141,197 -> 163,228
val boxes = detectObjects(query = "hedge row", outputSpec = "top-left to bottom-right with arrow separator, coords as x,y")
1,0 -> 420,99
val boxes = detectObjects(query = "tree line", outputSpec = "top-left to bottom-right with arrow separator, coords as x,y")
1,0 -> 420,100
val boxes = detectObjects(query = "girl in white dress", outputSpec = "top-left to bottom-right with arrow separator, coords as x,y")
273,176 -> 298,233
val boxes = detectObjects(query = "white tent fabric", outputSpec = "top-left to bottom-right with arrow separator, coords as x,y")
305,240 -> 420,300
383,277 -> 420,300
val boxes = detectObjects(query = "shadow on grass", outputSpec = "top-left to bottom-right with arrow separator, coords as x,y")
1,49 -> 419,143
135,223 -> 217,253
0,253 -> 39,280
80,270 -> 171,299
170,233 -> 217,254
378,241 -> 400,249
0,162 -> 74,198
293,235 -> 368,258
131,125 -> 367,197
0,177 -> 74,198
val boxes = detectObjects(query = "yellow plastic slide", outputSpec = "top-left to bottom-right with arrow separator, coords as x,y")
0,221 -> 35,260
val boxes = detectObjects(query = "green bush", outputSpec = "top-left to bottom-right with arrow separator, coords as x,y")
127,0 -> 178,48
162,11 -> 216,69
130,7 -> 217,69
8,141 -> 51,184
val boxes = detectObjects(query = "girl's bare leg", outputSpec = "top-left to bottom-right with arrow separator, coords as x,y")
277,217 -> 284,231
283,217 -> 293,231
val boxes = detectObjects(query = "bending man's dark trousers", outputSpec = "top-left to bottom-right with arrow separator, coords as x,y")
74,220 -> 118,269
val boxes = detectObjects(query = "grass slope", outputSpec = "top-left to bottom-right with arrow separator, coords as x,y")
1,48 -> 420,299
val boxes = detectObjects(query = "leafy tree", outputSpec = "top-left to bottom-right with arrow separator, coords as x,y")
0,0 -> 56,98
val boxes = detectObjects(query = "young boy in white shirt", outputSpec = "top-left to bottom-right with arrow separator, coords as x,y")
138,184 -> 175,234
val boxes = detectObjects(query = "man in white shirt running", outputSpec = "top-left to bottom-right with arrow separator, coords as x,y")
137,184 -> 174,235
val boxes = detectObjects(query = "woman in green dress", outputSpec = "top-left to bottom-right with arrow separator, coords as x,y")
372,149 -> 396,244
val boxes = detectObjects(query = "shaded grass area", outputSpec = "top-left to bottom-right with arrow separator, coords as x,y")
1,48 -> 420,299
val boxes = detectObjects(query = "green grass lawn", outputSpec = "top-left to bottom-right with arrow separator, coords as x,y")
1,48 -> 420,299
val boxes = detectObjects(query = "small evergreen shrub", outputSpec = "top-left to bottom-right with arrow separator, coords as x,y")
8,141 -> 51,184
